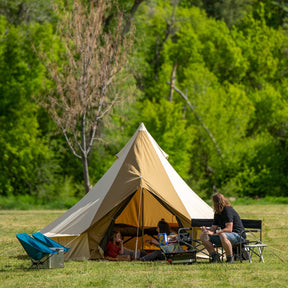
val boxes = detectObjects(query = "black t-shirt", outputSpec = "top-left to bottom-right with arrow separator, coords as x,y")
213,206 -> 246,238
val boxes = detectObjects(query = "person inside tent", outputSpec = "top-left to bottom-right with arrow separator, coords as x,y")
200,192 -> 246,263
105,231 -> 145,260
140,218 -> 176,261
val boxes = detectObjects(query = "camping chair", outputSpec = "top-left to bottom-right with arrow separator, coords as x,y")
16,233 -> 58,269
191,219 -> 221,259
160,228 -> 197,264
236,219 -> 267,263
191,218 -> 267,263
32,232 -> 70,252
177,227 -> 194,250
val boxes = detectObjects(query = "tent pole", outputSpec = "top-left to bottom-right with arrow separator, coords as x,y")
141,187 -> 144,250
135,186 -> 143,261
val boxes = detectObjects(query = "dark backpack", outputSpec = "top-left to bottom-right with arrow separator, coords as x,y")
233,244 -> 249,261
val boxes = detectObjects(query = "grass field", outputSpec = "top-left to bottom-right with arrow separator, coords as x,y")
1,204 -> 288,288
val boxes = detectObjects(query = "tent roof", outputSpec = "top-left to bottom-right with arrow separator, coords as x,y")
41,123 -> 213,237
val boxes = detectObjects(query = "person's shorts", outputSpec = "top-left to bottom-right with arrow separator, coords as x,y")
209,232 -> 245,246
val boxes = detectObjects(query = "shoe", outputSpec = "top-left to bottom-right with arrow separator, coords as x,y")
210,253 -> 220,263
226,255 -> 234,263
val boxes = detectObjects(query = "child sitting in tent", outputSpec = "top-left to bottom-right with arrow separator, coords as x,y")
105,231 -> 145,260
140,218 -> 177,261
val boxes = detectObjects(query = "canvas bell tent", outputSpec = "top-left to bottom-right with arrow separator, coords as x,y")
40,123 -> 213,260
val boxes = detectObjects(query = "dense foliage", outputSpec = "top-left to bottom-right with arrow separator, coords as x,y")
1,0 -> 288,206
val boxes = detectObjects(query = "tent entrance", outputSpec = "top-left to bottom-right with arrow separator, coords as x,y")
113,187 -> 179,251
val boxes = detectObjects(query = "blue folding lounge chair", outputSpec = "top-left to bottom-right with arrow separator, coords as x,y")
32,232 -> 70,252
16,233 -> 58,269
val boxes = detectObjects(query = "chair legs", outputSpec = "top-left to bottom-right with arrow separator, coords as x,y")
215,246 -> 225,261
245,245 -> 266,263
259,246 -> 265,263
29,254 -> 52,270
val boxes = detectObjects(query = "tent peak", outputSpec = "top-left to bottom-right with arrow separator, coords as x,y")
138,122 -> 146,131
115,122 -> 169,160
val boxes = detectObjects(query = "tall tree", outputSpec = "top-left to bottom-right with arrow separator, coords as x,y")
0,0 -> 57,25
132,1 -> 288,198
192,0 -> 253,29
0,16 -> 59,197
37,0 -> 134,193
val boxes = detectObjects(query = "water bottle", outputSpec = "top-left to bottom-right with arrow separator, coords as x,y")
203,227 -> 209,241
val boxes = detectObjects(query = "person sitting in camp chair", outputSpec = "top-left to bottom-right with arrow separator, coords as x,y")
200,193 -> 246,263
105,231 -> 145,260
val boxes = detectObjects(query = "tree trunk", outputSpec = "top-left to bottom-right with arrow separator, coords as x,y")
82,154 -> 91,194
168,82 -> 223,158
169,62 -> 177,102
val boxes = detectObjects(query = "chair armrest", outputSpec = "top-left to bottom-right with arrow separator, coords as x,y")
240,229 -> 259,239
178,227 -> 192,233
192,239 -> 202,245
244,229 -> 259,233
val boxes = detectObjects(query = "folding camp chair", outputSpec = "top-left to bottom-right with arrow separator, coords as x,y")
32,232 -> 70,252
16,233 -> 58,269
160,228 -> 197,264
236,219 -> 267,263
191,219 -> 219,259
191,218 -> 267,263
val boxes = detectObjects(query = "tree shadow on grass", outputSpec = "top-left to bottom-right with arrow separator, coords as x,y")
0,254 -> 31,273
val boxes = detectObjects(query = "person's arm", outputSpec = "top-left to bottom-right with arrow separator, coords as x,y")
118,239 -> 124,254
216,222 -> 233,234
145,238 -> 159,246
202,225 -> 218,235
216,207 -> 234,234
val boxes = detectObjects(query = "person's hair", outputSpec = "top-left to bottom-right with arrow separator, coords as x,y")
212,192 -> 231,214
157,218 -> 170,234
110,231 -> 120,242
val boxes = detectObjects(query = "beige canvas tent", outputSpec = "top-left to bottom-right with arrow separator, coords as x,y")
40,123 -> 213,260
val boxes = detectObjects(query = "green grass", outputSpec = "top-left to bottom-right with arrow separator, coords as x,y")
1,205 -> 288,288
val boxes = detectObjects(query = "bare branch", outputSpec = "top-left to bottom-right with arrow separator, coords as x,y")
35,0 -> 134,193
154,2 -> 177,79
168,81 -> 223,158
169,62 -> 177,102
122,0 -> 145,36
